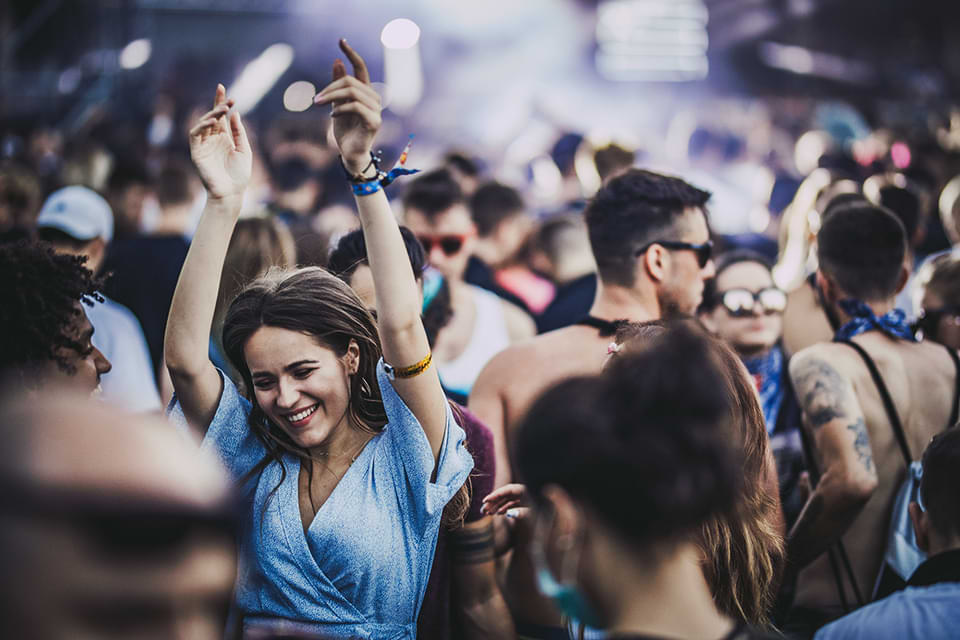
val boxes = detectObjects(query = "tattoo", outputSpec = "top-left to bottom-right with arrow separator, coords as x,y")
791,357 -> 849,429
450,521 -> 495,565
846,417 -> 874,473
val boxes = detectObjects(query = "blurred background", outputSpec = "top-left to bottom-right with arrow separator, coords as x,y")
4,0 -> 960,284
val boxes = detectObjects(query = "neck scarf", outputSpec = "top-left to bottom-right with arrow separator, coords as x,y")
834,299 -> 918,343
743,344 -> 785,435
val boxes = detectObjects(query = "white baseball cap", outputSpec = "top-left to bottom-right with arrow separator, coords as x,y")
37,185 -> 114,243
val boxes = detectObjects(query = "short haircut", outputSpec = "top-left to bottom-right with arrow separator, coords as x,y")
817,203 -> 907,301
515,324 -> 740,548
155,159 -> 195,208
469,182 -> 525,237
533,214 -> 591,267
920,426 -> 960,538
327,226 -> 427,281
700,250 -> 774,312
401,169 -> 465,219
584,169 -> 711,287
0,241 -> 104,386
594,144 -> 634,183
443,152 -> 480,177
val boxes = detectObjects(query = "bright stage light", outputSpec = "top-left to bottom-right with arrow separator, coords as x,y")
228,44 -> 295,115
381,19 -> 421,50
283,81 -> 316,112
120,39 -> 152,70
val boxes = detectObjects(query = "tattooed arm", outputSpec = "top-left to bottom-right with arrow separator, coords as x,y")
450,516 -> 517,639
786,348 -> 879,570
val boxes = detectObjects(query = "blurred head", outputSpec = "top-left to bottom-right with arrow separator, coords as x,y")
699,251 -> 785,358
0,396 -> 236,639
402,169 -> 476,283
36,185 -> 114,273
0,163 -> 42,233
817,203 -> 908,305
910,427 -> 960,556
0,241 -> 111,394
327,226 -> 454,350
593,144 -> 634,184
223,268 -> 386,456
528,213 -> 596,284
443,151 -> 481,196
585,169 -> 714,315
610,319 -> 783,624
106,164 -> 152,237
515,324 -> 740,624
917,252 -> 960,350
864,175 -> 924,249
156,158 -> 200,211
469,181 -> 532,268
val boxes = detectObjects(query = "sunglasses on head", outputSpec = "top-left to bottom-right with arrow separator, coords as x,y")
718,287 -> 787,317
636,240 -> 714,268
417,233 -> 471,257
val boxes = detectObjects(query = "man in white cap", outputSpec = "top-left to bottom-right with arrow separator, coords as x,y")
37,185 -> 162,413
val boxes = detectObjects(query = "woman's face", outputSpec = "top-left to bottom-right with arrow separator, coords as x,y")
244,326 -> 358,451
702,262 -> 783,356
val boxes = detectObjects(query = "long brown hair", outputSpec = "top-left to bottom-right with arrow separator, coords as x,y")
613,319 -> 785,626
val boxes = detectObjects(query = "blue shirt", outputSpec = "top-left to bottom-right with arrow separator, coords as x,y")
815,550 -> 960,640
168,360 -> 473,639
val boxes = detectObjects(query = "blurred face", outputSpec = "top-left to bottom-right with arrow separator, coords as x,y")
702,262 -> 784,356
245,326 -> 358,451
657,208 -> 716,315
347,264 -> 424,318
404,204 -> 476,283
44,305 -> 112,395
920,291 -> 960,351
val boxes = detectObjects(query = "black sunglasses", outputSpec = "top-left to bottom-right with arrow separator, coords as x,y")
636,240 -> 713,268
718,287 -> 787,317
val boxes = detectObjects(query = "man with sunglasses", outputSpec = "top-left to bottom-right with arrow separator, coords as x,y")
699,251 -> 808,528
403,169 -> 536,401
470,168 -> 715,639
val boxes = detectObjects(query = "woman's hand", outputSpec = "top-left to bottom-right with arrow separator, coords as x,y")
481,483 -> 531,521
313,39 -> 382,174
188,84 -> 252,203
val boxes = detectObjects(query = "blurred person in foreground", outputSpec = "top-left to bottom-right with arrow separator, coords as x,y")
915,251 -> 960,351
469,181 -> 553,314
103,157 -> 199,374
504,325 -> 778,639
165,42 -> 473,637
0,395 -> 236,639
328,227 -> 514,639
815,426 -> 960,640
699,251 -> 807,527
403,169 -> 535,400
785,203 -> 960,635
36,186 -> 161,412
470,169 -> 716,637
0,240 -> 112,395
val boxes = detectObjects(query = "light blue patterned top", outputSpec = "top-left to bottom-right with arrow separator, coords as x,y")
168,359 -> 473,640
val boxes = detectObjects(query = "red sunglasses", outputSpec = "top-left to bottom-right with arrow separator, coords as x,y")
417,233 -> 473,257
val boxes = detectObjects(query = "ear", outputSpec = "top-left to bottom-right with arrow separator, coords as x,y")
344,339 -> 360,376
542,484 -> 583,549
816,270 -> 838,306
642,244 -> 669,284
894,263 -> 910,295
909,501 -> 931,553
85,237 -> 107,273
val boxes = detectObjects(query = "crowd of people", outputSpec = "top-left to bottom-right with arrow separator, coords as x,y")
3,36 -> 960,640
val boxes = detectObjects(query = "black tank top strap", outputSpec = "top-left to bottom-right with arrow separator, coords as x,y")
836,339 -> 912,466
574,315 -> 627,337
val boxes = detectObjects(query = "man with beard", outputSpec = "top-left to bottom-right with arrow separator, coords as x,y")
470,168 -> 715,639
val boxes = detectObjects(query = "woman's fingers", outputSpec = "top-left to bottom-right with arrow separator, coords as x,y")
339,38 -> 370,84
332,58 -> 347,83
230,110 -> 251,155
314,88 -> 381,114
314,76 -> 380,105
330,101 -> 381,126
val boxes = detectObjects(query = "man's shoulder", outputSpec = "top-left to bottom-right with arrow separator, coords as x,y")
815,584 -> 960,639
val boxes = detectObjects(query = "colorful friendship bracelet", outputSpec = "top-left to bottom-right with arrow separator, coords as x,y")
383,352 -> 433,380
345,135 -> 420,196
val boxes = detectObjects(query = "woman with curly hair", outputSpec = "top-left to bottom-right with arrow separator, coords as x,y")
164,41 -> 473,638
0,240 -> 111,393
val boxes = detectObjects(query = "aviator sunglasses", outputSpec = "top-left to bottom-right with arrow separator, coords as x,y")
718,287 -> 787,317
417,233 -> 472,256
636,240 -> 714,268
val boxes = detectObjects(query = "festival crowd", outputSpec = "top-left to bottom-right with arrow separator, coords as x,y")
4,37 -> 960,640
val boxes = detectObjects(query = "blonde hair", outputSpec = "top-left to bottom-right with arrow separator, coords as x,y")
613,319 -> 785,626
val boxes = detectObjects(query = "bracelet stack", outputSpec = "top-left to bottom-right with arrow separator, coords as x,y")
342,135 -> 420,196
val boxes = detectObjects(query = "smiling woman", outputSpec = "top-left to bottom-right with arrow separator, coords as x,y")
163,39 -> 473,639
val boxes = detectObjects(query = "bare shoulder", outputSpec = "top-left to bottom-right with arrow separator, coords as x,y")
789,342 -> 860,382
499,298 -> 536,340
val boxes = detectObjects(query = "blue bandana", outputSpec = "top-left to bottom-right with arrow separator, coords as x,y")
743,344 -> 785,435
834,299 -> 918,343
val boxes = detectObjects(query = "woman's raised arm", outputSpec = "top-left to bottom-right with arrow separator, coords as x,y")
164,85 -> 252,435
315,40 -> 448,460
